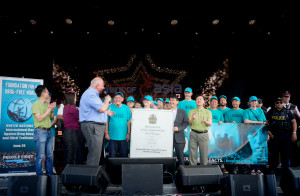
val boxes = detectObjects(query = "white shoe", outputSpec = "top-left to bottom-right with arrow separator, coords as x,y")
53,168 -> 57,174
277,163 -> 282,169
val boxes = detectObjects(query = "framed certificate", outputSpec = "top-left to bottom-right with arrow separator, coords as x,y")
130,109 -> 174,158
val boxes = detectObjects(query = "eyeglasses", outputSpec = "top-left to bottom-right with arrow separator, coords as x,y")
276,102 -> 283,104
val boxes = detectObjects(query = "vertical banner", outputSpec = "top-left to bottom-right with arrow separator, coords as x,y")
0,76 -> 43,175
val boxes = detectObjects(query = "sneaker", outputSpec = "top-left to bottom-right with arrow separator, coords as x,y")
232,166 -> 238,174
277,163 -> 282,169
250,170 -> 256,175
221,168 -> 229,174
53,168 -> 57,174
256,170 -> 263,175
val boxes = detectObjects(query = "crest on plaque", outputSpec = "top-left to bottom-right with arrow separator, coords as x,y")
149,114 -> 157,124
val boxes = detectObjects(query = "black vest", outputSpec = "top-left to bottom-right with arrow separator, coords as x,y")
269,108 -> 292,133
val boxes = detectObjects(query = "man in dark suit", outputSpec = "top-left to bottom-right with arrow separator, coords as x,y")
169,95 -> 189,167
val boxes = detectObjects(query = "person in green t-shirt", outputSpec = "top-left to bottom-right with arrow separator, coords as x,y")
188,94 -> 212,165
31,85 -> 56,176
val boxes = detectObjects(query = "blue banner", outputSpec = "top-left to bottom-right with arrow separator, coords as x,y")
183,123 -> 268,165
0,77 -> 43,174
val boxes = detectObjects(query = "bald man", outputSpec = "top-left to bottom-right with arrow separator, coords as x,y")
79,77 -> 113,166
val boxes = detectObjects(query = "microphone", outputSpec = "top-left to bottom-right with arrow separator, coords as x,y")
102,89 -> 108,95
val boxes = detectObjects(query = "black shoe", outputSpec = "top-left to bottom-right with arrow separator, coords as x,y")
232,167 -> 238,174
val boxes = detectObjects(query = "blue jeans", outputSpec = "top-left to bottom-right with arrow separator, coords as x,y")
34,128 -> 53,176
108,140 -> 128,157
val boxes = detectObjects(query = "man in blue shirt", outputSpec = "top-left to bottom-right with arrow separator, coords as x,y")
105,92 -> 132,157
178,87 -> 197,117
79,77 -> 114,166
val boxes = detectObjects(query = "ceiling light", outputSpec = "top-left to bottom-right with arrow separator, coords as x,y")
65,18 -> 72,25
212,19 -> 219,25
249,20 -> 256,25
108,20 -> 115,26
171,19 -> 178,26
29,19 -> 37,25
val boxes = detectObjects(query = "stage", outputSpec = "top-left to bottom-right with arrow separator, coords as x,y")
0,166 -> 286,196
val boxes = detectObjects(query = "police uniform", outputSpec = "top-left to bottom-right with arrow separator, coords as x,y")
266,107 -> 296,170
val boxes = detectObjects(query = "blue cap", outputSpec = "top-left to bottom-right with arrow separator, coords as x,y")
153,101 -> 158,106
165,98 -> 170,103
219,95 -> 227,100
115,92 -> 124,97
249,96 -> 258,102
184,87 -> 193,93
231,97 -> 240,102
127,96 -> 135,102
143,95 -> 153,102
156,98 -> 164,103
210,96 -> 218,101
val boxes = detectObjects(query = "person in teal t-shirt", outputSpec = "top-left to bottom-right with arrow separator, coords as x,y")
178,87 -> 197,117
243,96 -> 266,175
105,92 -> 132,157
218,95 -> 231,116
208,96 -> 224,125
208,96 -> 228,174
224,97 -> 244,123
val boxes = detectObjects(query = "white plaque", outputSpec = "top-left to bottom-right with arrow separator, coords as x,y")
130,109 -> 174,158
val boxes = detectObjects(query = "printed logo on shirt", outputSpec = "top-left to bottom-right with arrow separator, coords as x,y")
114,113 -> 125,119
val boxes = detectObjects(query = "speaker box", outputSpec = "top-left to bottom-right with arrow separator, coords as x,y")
61,164 -> 110,194
280,167 -> 300,195
7,175 -> 48,196
221,174 -> 266,196
175,165 -> 223,193
122,164 -> 163,195
47,175 -> 61,196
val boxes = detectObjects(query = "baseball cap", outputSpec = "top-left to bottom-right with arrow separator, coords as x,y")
249,96 -> 258,102
231,97 -> 240,102
156,98 -> 164,103
210,96 -> 218,101
65,89 -> 75,94
153,101 -> 158,106
165,98 -> 170,103
127,96 -> 135,102
219,95 -> 227,100
282,91 -> 291,97
143,95 -> 153,102
115,92 -> 124,97
275,97 -> 283,102
257,98 -> 263,104
184,87 -> 193,93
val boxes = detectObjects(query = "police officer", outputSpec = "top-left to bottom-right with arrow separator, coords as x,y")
266,97 -> 297,173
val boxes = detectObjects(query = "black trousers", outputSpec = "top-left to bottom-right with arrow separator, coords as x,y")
174,142 -> 185,166
63,129 -> 78,165
269,132 -> 292,169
